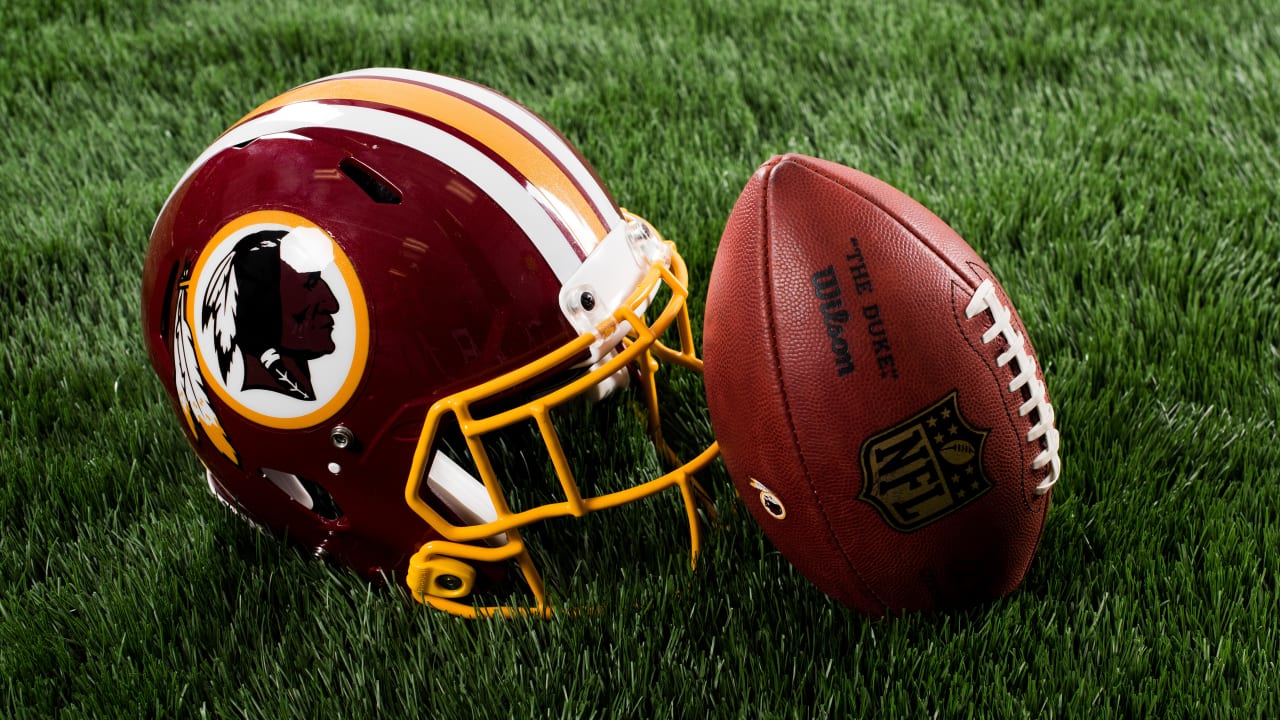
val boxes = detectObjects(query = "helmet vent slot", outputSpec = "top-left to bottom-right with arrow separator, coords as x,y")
262,468 -> 345,521
339,157 -> 402,204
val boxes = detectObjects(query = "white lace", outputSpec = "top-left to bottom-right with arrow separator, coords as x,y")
964,280 -> 1061,495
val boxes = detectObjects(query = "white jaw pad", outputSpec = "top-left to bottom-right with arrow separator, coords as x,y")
427,452 -> 506,546
558,218 -> 671,364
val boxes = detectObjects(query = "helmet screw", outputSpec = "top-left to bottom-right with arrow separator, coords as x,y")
579,291 -> 596,312
437,574 -> 463,592
330,425 -> 356,449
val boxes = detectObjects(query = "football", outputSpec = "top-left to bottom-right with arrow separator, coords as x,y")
703,154 -> 1061,615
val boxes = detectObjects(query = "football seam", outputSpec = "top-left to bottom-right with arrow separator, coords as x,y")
760,157 -> 888,613
950,278 -> 1040,515
961,262 -> 1051,512
965,259 -> 1058,503
783,156 -> 980,290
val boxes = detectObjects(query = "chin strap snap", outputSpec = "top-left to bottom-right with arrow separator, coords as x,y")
404,534 -> 553,619
406,553 -> 477,600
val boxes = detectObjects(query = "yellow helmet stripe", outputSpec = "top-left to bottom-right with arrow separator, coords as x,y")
231,76 -> 611,246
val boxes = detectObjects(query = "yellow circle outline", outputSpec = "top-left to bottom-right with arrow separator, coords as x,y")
186,210 -> 370,430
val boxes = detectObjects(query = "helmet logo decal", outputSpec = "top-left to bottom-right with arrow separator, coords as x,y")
183,210 -> 370,430
203,226 -> 338,402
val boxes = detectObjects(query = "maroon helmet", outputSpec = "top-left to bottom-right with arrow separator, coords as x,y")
141,68 -> 718,617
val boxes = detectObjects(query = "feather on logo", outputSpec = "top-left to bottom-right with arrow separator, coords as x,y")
173,282 -> 238,464
203,249 -> 241,382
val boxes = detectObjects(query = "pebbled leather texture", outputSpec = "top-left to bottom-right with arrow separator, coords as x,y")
704,154 -> 1054,615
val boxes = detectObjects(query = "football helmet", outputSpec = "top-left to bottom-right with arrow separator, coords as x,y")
141,68 -> 718,617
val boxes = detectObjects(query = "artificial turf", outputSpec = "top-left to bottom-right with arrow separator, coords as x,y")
2,0 -> 1278,716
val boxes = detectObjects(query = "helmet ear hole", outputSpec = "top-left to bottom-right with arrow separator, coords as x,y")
261,468 -> 345,521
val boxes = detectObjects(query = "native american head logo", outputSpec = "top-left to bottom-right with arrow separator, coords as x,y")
202,226 -> 341,402
172,211 -> 369,461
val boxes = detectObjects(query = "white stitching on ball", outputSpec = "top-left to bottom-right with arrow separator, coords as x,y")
964,279 -> 1061,495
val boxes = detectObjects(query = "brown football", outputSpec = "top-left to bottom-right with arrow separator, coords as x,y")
703,154 -> 1061,615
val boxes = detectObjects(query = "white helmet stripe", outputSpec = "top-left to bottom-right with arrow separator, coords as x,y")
322,68 -> 624,231
159,102 -> 582,283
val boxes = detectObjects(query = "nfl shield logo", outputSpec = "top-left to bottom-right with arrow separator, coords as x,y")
858,391 -> 992,532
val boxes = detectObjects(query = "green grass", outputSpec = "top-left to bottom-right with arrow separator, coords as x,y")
3,0 -> 1279,716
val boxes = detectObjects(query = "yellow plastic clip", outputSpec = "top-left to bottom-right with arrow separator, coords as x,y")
406,553 -> 477,601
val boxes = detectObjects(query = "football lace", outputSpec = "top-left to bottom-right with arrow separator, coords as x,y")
964,279 -> 1061,495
